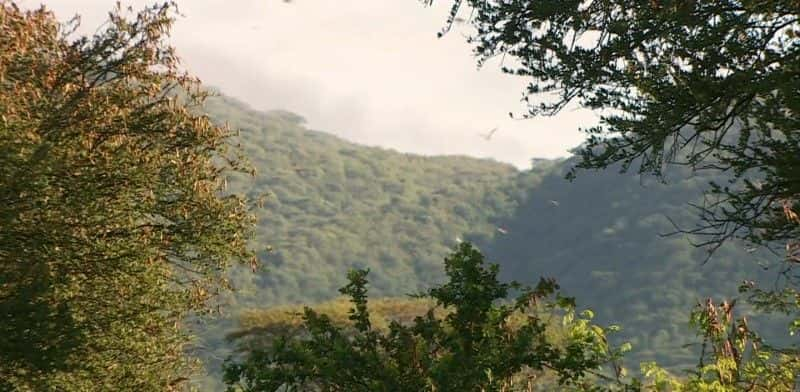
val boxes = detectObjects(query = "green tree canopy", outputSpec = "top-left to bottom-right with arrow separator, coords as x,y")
421,1 -> 800,388
428,0 -> 799,257
0,2 -> 253,389
223,243 -> 629,391
224,243 -> 800,391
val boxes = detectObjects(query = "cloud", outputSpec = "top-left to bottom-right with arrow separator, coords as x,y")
37,0 -> 599,168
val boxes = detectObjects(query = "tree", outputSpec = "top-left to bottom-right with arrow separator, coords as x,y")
223,243 -> 630,391
427,0 -> 799,259
224,244 -> 800,391
423,0 -> 800,388
0,2 -> 254,390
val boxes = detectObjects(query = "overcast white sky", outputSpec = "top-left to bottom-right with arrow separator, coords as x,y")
32,0 -> 599,168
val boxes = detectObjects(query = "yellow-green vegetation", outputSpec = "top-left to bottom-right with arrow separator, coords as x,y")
637,298 -> 800,391
0,3 -> 252,390
227,291 -> 631,391
225,246 -> 800,391
232,296 -> 441,342
224,244 -> 629,391
233,295 -> 608,344
231,295 -> 588,349
6,1 -> 798,390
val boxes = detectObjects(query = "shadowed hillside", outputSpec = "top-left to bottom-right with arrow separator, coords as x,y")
480,162 -> 784,369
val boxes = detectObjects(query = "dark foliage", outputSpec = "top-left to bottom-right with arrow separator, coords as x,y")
223,243 -> 629,391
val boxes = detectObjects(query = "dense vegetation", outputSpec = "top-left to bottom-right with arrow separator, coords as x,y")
205,93 -> 524,306
192,94 -> 531,388
224,243 -> 630,391
191,95 -> 791,389
0,3 -> 253,390
6,1 -> 798,390
429,0 -> 800,388
485,160 -> 789,369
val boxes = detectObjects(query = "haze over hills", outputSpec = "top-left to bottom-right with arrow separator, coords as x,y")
191,93 -> 789,389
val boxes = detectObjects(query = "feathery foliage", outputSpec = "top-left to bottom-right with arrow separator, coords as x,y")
0,2 -> 253,389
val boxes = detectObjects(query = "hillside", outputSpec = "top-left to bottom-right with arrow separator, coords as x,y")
191,94 -> 531,388
191,93 -> 792,389
204,94 -> 526,306
482,162 -> 783,368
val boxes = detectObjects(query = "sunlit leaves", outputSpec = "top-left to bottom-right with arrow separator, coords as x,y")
223,243 -> 629,391
0,2 -> 253,390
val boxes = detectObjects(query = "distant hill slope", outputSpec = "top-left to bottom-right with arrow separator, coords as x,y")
192,93 -> 791,389
204,94 -> 524,307
481,162 -> 783,368
192,94 -> 532,389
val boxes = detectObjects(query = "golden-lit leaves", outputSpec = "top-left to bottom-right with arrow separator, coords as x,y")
0,1 -> 253,390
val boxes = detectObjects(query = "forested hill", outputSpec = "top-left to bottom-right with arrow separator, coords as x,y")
193,93 -> 788,388
482,162 -> 781,368
204,93 -> 525,306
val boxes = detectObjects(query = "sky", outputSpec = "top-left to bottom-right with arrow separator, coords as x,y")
32,0 -> 599,169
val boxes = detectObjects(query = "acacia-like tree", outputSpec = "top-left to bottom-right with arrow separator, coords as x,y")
224,243 -> 629,391
0,2 -> 254,390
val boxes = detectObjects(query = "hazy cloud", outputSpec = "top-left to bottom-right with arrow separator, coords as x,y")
33,0 -> 599,168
